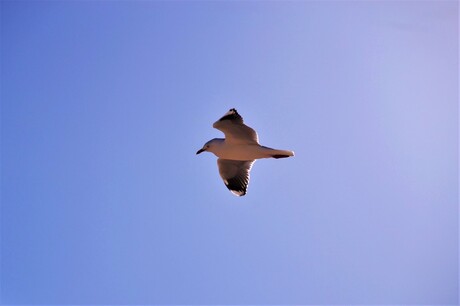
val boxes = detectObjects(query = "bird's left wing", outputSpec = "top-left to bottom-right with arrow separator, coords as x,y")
217,159 -> 255,196
213,108 -> 259,145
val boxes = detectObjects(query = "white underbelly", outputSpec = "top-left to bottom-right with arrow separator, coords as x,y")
213,144 -> 270,161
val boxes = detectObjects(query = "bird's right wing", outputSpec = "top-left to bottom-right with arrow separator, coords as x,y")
213,108 -> 259,145
217,159 -> 255,196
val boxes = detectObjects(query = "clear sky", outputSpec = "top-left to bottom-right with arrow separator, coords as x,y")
1,1 -> 458,305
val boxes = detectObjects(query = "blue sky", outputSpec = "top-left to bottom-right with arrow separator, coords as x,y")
1,1 -> 458,304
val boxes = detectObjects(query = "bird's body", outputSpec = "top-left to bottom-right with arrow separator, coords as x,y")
197,108 -> 294,196
200,138 -> 292,161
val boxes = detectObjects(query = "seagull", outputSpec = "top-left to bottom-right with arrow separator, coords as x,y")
196,108 -> 294,196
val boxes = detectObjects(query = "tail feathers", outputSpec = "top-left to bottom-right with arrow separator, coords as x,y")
270,149 -> 295,159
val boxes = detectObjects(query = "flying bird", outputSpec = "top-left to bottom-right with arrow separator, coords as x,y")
196,108 -> 294,196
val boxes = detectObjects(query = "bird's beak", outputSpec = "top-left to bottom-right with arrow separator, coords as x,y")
196,148 -> 205,155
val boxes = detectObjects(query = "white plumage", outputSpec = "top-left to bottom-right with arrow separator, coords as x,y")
197,108 -> 294,196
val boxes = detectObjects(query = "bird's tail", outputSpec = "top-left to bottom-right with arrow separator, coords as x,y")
262,147 -> 295,159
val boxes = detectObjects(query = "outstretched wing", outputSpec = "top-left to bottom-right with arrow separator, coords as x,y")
213,108 -> 259,145
217,159 -> 255,196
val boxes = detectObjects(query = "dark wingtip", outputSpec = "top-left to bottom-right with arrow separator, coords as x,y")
225,177 -> 247,196
218,108 -> 243,122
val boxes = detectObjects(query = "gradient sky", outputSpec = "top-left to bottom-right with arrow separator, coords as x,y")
1,1 -> 458,305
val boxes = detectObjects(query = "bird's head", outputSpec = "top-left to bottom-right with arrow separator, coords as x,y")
196,138 -> 223,155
